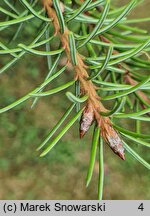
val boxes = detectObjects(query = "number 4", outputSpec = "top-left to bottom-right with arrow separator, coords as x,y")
138,203 -> 144,211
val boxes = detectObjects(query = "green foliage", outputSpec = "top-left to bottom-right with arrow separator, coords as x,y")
0,0 -> 150,199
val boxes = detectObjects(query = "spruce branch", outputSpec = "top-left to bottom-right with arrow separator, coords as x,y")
42,0 -> 125,160
0,0 -> 150,199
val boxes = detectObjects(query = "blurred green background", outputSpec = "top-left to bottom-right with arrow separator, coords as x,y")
0,0 -> 150,199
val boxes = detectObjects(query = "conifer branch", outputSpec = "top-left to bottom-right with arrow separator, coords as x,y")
42,0 -> 125,160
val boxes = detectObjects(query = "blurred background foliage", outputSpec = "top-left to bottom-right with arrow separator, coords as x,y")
0,0 -> 150,199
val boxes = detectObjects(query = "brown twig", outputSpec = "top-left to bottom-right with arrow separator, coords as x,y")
42,0 -> 125,160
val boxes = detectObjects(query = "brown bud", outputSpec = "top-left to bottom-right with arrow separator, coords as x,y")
80,103 -> 94,138
101,121 -> 125,160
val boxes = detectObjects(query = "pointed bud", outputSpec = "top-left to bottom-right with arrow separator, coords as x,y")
79,103 -> 94,138
106,134 -> 125,160
101,121 -> 125,160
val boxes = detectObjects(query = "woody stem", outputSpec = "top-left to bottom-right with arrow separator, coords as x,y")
42,0 -> 110,125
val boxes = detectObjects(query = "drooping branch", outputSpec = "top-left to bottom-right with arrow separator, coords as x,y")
42,0 -> 125,160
